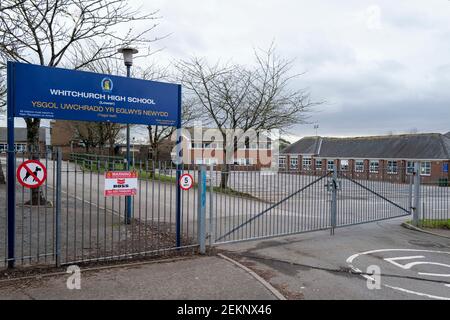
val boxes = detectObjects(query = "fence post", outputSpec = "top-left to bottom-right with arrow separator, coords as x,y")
55,148 -> 62,267
197,165 -> 207,254
209,164 -> 214,247
412,162 -> 421,227
330,164 -> 338,235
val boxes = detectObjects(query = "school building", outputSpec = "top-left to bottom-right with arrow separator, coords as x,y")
0,127 -> 50,153
280,133 -> 450,184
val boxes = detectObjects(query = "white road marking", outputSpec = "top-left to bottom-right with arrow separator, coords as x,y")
419,272 -> 450,278
347,249 -> 450,300
384,256 -> 425,269
383,284 -> 450,300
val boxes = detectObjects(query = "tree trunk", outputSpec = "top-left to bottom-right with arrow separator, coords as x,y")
220,164 -> 230,189
109,137 -> 115,157
0,158 -> 5,184
25,118 -> 49,206
220,144 -> 230,189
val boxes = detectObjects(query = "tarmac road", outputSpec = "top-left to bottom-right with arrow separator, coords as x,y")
219,217 -> 450,300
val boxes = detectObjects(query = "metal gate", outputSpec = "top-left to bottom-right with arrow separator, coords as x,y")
1,150 -> 200,269
211,164 -> 416,245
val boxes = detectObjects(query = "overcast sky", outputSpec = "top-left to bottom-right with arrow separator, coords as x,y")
2,0 -> 449,141
131,0 -> 450,140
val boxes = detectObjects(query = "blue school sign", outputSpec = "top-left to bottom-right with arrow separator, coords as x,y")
6,61 -> 182,268
10,62 -> 180,126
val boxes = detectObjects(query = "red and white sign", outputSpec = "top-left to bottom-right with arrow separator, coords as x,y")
104,171 -> 138,197
179,173 -> 194,191
16,160 -> 47,189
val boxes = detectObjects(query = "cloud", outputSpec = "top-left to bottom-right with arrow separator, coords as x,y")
364,5 -> 382,30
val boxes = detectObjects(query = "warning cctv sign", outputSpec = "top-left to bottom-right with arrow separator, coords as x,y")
104,171 -> 138,197
16,160 -> 47,189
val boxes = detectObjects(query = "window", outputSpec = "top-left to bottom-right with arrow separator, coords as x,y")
370,160 -> 379,173
387,161 -> 398,174
233,158 -> 248,165
191,143 -> 202,149
303,157 -> 312,170
0,144 -> 6,153
340,160 -> 349,171
290,156 -> 298,169
406,161 -> 415,175
279,156 -> 286,168
327,160 -> 335,171
204,158 -> 218,165
355,160 -> 365,173
204,142 -> 217,149
195,158 -> 204,165
315,159 -> 322,171
420,161 -> 431,176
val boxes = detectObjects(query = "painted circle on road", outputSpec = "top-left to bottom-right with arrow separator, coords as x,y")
179,173 -> 194,191
347,249 -> 450,300
16,160 -> 47,189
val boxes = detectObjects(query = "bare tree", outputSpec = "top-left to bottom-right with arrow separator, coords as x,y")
177,45 -> 319,188
70,121 -> 125,155
0,158 -> 5,184
0,0 -> 162,204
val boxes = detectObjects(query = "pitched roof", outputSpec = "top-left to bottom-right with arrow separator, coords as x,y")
445,132 -> 450,139
282,133 -> 450,160
0,127 -> 48,143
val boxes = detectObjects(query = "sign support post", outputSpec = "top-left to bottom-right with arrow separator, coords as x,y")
6,61 -> 16,269
175,85 -> 182,248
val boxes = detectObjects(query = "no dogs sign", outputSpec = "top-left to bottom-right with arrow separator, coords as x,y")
16,160 -> 47,189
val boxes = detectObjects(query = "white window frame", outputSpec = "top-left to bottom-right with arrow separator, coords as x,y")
195,158 -> 204,165
420,161 -> 431,176
290,156 -> 298,169
355,160 -> 364,173
387,161 -> 398,175
370,160 -> 379,173
406,161 -> 415,175
327,160 -> 335,171
340,160 -> 349,172
279,156 -> 286,168
302,157 -> 312,171
315,159 -> 322,171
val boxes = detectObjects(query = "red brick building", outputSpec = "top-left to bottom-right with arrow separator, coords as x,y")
280,133 -> 450,184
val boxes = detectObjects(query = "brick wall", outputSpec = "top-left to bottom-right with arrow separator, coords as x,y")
283,155 -> 449,185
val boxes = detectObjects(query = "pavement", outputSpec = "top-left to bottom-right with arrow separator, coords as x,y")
0,255 -> 276,300
0,218 -> 449,300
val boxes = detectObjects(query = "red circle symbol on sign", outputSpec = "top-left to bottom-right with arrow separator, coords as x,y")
179,173 -> 194,191
16,160 -> 47,189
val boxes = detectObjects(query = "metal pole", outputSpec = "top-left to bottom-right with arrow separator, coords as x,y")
175,84 -> 182,247
55,148 -> 62,267
330,164 -> 338,235
197,165 -> 206,254
209,164 -> 214,247
413,161 -> 421,226
125,65 -> 132,224
6,61 -> 16,269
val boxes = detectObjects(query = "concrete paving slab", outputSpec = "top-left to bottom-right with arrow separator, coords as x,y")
0,256 -> 277,300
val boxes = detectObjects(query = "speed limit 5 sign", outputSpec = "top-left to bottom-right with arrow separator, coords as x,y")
179,173 -> 194,190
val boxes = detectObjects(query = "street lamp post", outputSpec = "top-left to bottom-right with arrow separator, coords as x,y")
118,47 -> 138,225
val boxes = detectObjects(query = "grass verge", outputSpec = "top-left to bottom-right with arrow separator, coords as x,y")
408,219 -> 450,229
